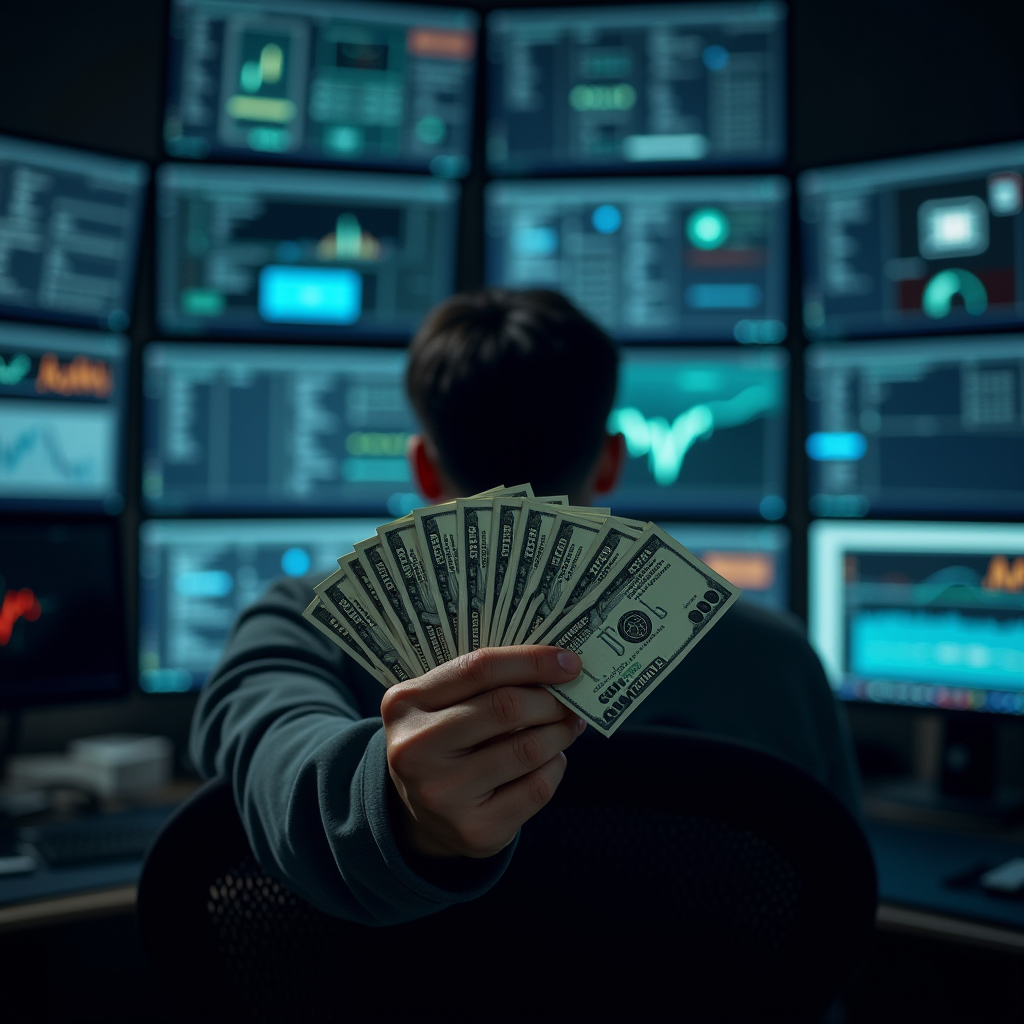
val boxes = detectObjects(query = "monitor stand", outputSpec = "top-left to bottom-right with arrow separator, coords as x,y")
875,715 -> 1024,823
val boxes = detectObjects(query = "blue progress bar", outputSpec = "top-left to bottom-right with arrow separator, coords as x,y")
806,432 -> 867,461
684,283 -> 763,309
258,266 -> 363,325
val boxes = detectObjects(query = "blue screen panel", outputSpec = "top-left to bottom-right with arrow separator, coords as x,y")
809,521 -> 1024,716
607,347 -> 788,517
486,176 -> 789,342
143,343 -> 418,515
659,523 -> 788,609
487,2 -> 786,174
806,336 -> 1024,517
0,134 -> 148,331
799,142 -> 1024,340
165,0 -> 478,177
157,164 -> 458,338
0,323 -> 128,513
138,518 -> 382,692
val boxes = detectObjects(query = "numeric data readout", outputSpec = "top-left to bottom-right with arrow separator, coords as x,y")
157,164 -> 458,339
486,176 -> 789,343
0,323 -> 127,513
800,142 -> 1024,339
143,343 -> 418,515
487,2 -> 786,174
607,347 -> 788,518
0,135 -> 148,331
165,0 -> 478,176
806,337 -> 1024,517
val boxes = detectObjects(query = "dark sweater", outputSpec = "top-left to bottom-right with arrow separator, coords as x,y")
189,576 -> 861,926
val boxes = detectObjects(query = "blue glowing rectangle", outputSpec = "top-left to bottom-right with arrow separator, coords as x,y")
685,283 -> 763,309
806,431 -> 867,461
258,266 -> 362,324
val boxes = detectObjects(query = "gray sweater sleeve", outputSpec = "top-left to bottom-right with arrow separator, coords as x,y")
188,576 -> 515,927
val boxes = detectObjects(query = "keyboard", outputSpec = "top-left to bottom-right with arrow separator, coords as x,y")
20,807 -> 172,868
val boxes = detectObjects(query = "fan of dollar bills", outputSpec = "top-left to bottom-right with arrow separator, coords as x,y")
305,484 -> 740,737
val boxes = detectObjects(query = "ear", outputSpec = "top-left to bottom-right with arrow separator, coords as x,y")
407,433 -> 446,501
592,432 -> 626,495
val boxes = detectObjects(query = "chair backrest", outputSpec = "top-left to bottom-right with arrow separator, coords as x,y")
138,727 -> 877,1023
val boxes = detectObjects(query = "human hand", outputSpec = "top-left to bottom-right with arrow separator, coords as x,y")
380,646 -> 586,860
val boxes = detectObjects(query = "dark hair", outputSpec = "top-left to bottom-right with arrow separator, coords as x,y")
406,288 -> 619,496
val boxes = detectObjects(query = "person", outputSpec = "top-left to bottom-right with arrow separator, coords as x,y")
190,288 -> 861,926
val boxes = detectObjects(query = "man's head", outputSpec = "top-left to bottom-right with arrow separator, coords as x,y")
405,288 -> 624,504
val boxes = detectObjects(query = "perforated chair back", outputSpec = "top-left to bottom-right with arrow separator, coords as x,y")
138,727 -> 876,1023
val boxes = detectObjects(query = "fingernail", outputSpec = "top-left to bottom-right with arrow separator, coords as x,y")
576,717 -> 587,733
556,649 -> 581,675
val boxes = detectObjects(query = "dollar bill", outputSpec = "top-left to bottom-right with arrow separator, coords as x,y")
313,568 -> 414,683
354,534 -> 431,675
531,517 -> 646,644
301,598 -> 393,688
377,517 -> 452,668
543,525 -> 740,736
413,502 -> 461,657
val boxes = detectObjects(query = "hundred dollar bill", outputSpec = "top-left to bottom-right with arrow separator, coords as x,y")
490,497 -> 568,646
377,517 -> 453,667
456,485 -> 534,655
354,533 -> 431,675
531,517 -> 646,644
413,502 -> 461,657
508,510 -> 607,647
543,524 -> 740,736
302,598 -> 393,688
313,568 -> 414,683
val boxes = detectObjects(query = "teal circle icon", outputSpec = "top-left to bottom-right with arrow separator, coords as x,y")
686,208 -> 730,250
922,268 -> 988,318
416,116 -> 447,146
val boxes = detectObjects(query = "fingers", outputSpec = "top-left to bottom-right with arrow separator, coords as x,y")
467,714 -> 585,793
399,645 -> 582,712
441,683 -> 576,750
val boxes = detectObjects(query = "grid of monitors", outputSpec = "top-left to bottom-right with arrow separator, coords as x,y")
164,0 -> 479,176
0,520 -> 127,705
486,3 -> 787,174
808,521 -> 1024,717
138,518 -> 380,692
485,177 -> 789,342
143,343 -> 417,515
806,336 -> 1024,517
799,142 -> 1024,340
0,323 -> 128,513
607,348 -> 788,518
659,523 -> 789,609
0,134 -> 148,331
156,164 -> 459,338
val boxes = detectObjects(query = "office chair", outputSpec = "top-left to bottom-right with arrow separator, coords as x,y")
138,727 -> 876,1023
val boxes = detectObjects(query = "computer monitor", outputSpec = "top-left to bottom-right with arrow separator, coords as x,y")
659,523 -> 789,609
0,323 -> 128,513
806,336 -> 1024,517
0,134 -> 148,332
808,520 -> 1024,717
485,177 -> 789,342
138,517 -> 381,692
486,2 -> 787,174
143,343 -> 418,515
156,164 -> 458,338
0,520 -> 127,706
606,347 -> 788,517
799,141 -> 1024,340
164,0 -> 478,177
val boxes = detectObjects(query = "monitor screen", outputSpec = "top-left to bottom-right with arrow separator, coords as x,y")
799,142 -> 1024,340
486,177 -> 789,342
0,323 -> 128,513
486,2 -> 786,174
0,520 -> 126,706
138,517 -> 381,692
808,521 -> 1024,716
806,336 -> 1024,517
143,343 -> 418,515
165,0 -> 478,177
606,347 -> 788,517
156,164 -> 458,338
0,134 -> 148,331
660,523 -> 788,609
